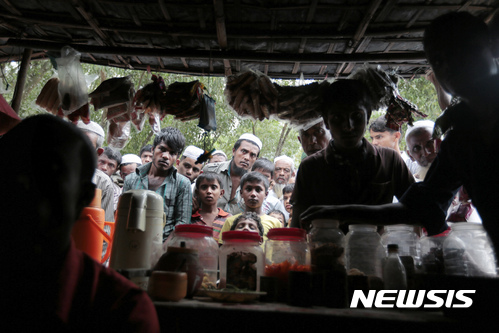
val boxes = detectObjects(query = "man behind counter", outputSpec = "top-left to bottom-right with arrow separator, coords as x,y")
291,79 -> 414,230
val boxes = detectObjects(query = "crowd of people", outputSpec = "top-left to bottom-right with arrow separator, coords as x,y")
1,10 -> 498,331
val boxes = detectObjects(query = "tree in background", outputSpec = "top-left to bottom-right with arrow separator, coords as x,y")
1,60 -> 439,167
0,60 -> 302,165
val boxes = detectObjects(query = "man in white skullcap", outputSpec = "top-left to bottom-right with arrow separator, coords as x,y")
208,150 -> 227,164
203,133 -> 262,215
120,154 -> 142,181
271,155 -> 296,199
405,120 -> 439,181
76,120 -> 114,223
298,117 -> 331,157
177,145 -> 205,183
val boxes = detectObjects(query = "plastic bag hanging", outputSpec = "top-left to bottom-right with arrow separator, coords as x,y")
56,46 -> 88,115
198,94 -> 216,132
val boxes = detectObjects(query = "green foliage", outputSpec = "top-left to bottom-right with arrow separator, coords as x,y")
3,58 -> 441,164
1,59 -> 302,165
366,76 -> 443,151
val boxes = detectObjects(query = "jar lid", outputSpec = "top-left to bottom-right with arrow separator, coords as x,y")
348,224 -> 377,231
175,224 -> 213,237
385,224 -> 413,231
450,222 -> 483,231
267,228 -> 306,241
222,230 -> 261,242
311,219 -> 339,228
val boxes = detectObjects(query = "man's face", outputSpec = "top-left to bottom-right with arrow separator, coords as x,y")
406,129 -> 437,167
274,160 -> 293,185
152,142 -> 177,173
234,219 -> 260,233
325,104 -> 368,151
428,39 -> 497,98
140,151 -> 153,165
232,141 -> 259,171
97,154 -> 118,177
369,130 -> 400,150
282,192 -> 292,214
120,163 -> 137,180
176,157 -> 202,183
196,179 -> 224,206
241,180 -> 267,210
209,154 -> 226,164
298,122 -> 331,156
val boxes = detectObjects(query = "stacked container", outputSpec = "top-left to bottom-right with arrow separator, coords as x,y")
443,222 -> 496,277
345,224 -> 383,278
264,228 -> 311,301
219,231 -> 264,291
166,225 -> 219,286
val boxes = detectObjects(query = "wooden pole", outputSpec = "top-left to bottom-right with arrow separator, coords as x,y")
10,48 -> 33,113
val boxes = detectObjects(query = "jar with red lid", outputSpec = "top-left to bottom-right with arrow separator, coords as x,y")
166,225 -> 219,286
264,228 -> 311,301
219,231 -> 264,291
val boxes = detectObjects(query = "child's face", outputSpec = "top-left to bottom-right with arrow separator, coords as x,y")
234,218 -> 260,233
196,179 -> 224,206
254,168 -> 272,183
282,192 -> 292,214
269,213 -> 285,227
241,180 -> 267,210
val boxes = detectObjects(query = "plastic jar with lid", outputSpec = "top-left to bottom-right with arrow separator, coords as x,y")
308,219 -> 345,270
166,225 -> 219,286
443,222 -> 496,277
264,228 -> 311,300
419,231 -> 449,274
219,231 -> 264,291
345,224 -> 383,278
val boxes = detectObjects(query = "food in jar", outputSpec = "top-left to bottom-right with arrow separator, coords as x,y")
265,260 -> 311,282
226,252 -> 258,291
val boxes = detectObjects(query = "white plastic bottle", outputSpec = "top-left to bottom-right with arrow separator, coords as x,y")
382,244 -> 407,290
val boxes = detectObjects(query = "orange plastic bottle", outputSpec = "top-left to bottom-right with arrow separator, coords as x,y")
71,188 -> 114,263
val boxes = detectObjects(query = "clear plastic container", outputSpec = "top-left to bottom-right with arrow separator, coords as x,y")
219,231 -> 264,291
264,228 -> 311,301
345,224 -> 383,278
166,225 -> 219,286
443,222 -> 497,277
420,232 -> 448,274
308,219 -> 345,270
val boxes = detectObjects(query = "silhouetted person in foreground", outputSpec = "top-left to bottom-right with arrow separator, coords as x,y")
0,114 -> 159,332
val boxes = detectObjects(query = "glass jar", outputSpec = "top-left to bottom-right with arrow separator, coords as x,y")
264,228 -> 311,301
219,231 -> 264,291
443,222 -> 497,277
166,225 -> 219,286
345,224 -> 383,278
308,219 -> 345,270
420,232 -> 448,274
153,244 -> 204,298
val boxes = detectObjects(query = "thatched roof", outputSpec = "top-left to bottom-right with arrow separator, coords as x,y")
0,0 -> 497,79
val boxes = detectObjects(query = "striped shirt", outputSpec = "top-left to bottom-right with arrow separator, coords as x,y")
191,208 -> 231,242
123,162 -> 192,241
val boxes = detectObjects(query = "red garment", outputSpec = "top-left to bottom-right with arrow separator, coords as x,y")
4,242 -> 159,332
191,208 -> 231,242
